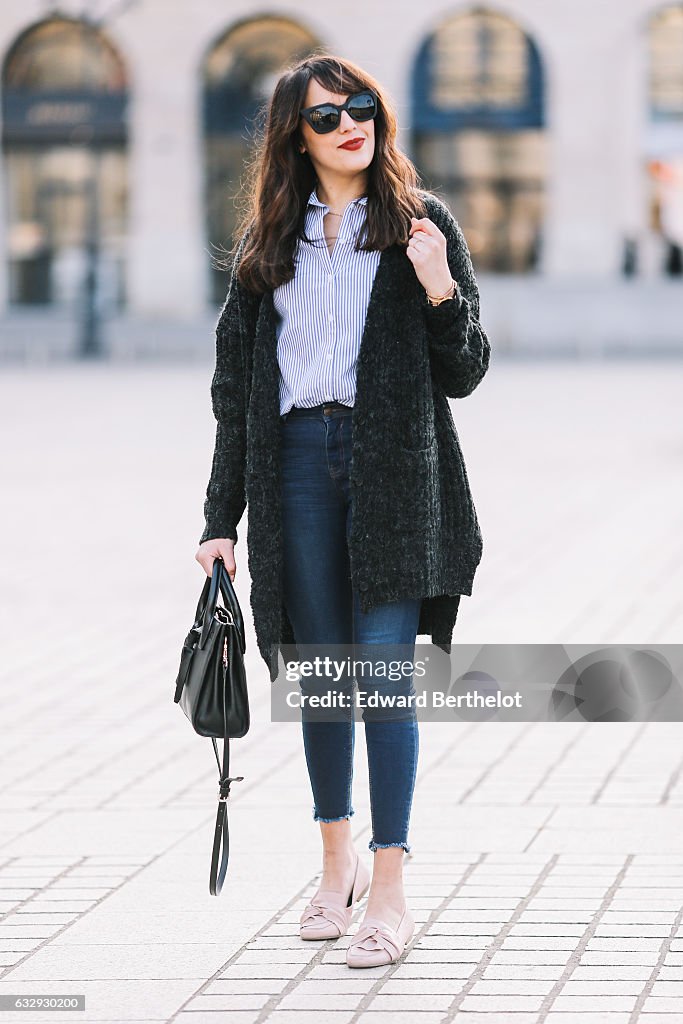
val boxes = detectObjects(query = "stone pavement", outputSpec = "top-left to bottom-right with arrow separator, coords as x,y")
0,360 -> 682,1024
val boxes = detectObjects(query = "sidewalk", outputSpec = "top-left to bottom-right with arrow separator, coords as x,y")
0,360 -> 682,1023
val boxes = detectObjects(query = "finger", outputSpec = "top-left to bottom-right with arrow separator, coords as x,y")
407,233 -> 435,255
409,225 -> 434,244
406,242 -> 427,264
410,216 -> 441,238
408,229 -> 433,244
219,546 -> 236,571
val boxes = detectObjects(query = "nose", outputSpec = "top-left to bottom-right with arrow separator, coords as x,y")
338,109 -> 356,132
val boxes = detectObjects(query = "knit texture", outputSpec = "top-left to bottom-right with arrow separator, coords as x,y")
200,191 -> 491,682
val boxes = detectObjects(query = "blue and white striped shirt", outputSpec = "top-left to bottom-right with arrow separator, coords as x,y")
274,187 -> 382,416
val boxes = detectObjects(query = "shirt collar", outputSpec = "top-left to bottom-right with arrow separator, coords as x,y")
307,188 -> 368,209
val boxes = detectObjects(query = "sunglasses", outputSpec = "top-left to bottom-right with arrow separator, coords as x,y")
299,89 -> 378,135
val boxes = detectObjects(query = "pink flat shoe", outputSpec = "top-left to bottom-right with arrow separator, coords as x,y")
299,852 -> 371,940
346,905 -> 415,968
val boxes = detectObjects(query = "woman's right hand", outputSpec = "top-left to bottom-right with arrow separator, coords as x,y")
195,538 -> 236,582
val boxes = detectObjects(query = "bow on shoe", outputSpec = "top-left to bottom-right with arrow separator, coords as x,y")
349,921 -> 403,962
299,897 -> 349,936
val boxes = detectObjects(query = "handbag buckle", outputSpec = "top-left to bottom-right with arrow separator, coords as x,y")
218,775 -> 244,801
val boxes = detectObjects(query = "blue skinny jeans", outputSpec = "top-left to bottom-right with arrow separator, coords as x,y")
279,401 -> 421,853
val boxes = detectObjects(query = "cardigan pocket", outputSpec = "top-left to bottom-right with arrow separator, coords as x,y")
389,439 -> 439,536
400,434 -> 435,455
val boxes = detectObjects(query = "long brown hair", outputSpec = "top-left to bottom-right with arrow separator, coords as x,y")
220,52 -> 430,295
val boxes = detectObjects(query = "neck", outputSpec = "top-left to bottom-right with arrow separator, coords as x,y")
314,174 -> 367,212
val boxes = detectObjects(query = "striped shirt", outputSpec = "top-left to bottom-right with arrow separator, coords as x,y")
274,187 -> 382,416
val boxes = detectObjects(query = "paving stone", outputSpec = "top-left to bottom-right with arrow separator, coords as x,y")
204,979 -> 289,994
365,991 -> 453,1010
469,979 -> 556,995
460,993 -> 546,1010
544,1015 -> 633,1024
636,1017 -> 683,1023
183,992 -> 270,1010
642,996 -> 683,1011
550,994 -> 638,1010
444,1016 -> 540,1024
379,978 -> 466,992
269,1013 -> 355,1023
560,979 -> 645,994
491,950 -> 572,965
353,1014 -> 445,1023
290,978 -> 378,994
277,990 -> 363,1010
176,1014 -> 260,1024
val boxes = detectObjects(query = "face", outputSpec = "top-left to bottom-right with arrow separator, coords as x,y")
298,80 -> 376,181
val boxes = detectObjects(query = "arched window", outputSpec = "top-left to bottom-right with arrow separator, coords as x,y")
645,5 -> 683,276
202,17 -> 321,303
3,16 -> 126,92
1,17 -> 129,307
411,8 -> 546,273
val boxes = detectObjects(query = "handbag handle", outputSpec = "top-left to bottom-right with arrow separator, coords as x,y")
196,558 -> 246,655
217,561 -> 246,656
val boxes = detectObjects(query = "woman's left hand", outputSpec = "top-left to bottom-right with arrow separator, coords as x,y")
406,216 -> 453,297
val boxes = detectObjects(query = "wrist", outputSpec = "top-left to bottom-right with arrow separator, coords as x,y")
425,273 -> 454,299
425,278 -> 458,306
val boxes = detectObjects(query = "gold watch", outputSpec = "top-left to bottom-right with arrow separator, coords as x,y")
426,279 -> 458,306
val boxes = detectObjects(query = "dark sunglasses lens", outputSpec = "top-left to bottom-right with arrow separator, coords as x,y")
348,92 -> 376,120
309,106 -> 339,133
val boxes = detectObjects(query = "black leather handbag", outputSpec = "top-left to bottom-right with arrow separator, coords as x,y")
173,557 -> 250,894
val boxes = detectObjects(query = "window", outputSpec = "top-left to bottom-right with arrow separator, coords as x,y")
2,17 -> 128,306
202,17 -> 321,303
412,9 -> 546,273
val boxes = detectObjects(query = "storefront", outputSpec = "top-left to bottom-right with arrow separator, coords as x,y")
2,16 -> 128,307
411,9 -> 547,273
202,16 -> 320,303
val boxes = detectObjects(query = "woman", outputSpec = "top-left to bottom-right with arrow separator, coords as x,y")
196,54 -> 490,968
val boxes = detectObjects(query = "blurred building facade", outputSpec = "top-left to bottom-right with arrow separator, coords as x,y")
0,0 -> 682,354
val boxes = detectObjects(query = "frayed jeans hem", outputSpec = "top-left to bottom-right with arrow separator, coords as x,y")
368,839 -> 411,853
313,806 -> 355,823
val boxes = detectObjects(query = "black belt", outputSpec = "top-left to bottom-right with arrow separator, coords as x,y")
283,401 -> 353,419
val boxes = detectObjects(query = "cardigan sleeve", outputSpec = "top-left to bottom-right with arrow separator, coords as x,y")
422,199 -> 491,399
199,233 -> 251,545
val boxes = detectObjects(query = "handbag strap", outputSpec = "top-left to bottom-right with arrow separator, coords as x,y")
208,604 -> 245,896
209,731 -> 244,895
191,557 -> 246,895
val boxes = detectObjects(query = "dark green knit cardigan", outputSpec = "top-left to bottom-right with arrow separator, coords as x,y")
200,191 -> 490,682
